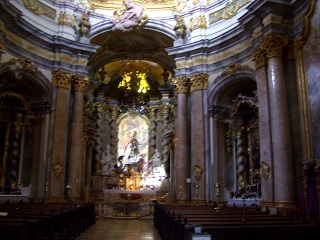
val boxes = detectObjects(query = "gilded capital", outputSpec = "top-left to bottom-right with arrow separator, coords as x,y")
252,47 -> 267,69
52,70 -> 72,89
73,74 -> 90,92
189,73 -> 208,92
172,77 -> 189,94
259,34 -> 288,59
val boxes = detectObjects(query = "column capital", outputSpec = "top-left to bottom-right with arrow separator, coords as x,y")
172,77 -> 189,94
73,74 -> 90,92
52,70 -> 72,89
259,34 -> 288,59
252,47 -> 267,69
189,73 -> 208,92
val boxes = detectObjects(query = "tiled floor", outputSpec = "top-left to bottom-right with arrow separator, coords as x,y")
77,218 -> 162,240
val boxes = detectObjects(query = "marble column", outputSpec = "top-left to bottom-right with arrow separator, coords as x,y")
49,70 -> 72,200
260,34 -> 294,204
189,73 -> 208,203
172,77 -> 189,203
252,47 -> 274,204
68,74 -> 90,201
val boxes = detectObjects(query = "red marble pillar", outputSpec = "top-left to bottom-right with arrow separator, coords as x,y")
172,77 -> 189,203
49,70 -> 72,201
68,74 -> 90,201
189,73 -> 208,203
260,34 -> 294,203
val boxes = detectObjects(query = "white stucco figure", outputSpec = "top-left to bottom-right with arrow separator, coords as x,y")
112,0 -> 148,32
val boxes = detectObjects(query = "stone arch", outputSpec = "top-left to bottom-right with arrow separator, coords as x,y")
0,59 -> 53,193
207,67 -> 260,201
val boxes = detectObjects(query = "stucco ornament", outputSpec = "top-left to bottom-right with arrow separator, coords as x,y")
112,0 -> 148,32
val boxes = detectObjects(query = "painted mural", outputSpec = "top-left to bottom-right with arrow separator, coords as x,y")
305,1 -> 320,158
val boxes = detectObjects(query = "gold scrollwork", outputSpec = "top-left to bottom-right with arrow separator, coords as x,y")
209,0 -> 251,25
261,161 -> 270,181
252,47 -> 267,70
193,164 -> 203,181
52,161 -> 64,179
172,77 -> 189,94
189,73 -> 208,92
189,15 -> 207,32
52,70 -> 72,89
22,0 -> 56,20
259,34 -> 288,59
73,74 -> 91,92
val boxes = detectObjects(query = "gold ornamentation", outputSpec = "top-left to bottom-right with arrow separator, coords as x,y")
52,161 -> 63,179
0,42 -> 5,56
189,15 -> 207,32
95,102 -> 108,113
259,34 -> 288,59
209,0 -> 251,25
58,12 -> 77,29
174,15 -> 187,39
52,70 -> 72,89
189,73 -> 208,92
159,103 -> 171,114
172,77 -> 189,94
78,13 -> 92,37
22,0 -> 56,20
193,165 -> 203,181
252,47 -> 267,69
84,101 -> 95,116
222,63 -> 249,76
93,0 -> 173,11
73,74 -> 90,92
261,161 -> 270,181
0,91 -> 30,111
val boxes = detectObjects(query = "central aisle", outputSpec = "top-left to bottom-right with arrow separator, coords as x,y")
77,218 -> 162,240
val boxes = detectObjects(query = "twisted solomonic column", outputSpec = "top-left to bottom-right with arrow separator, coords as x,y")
160,103 -> 171,170
95,102 -> 108,173
148,107 -> 158,159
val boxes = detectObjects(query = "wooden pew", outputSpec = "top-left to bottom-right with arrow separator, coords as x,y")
0,201 -> 96,240
153,201 -> 319,240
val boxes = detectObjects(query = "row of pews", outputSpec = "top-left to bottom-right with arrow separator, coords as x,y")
153,201 -> 320,240
0,200 -> 95,240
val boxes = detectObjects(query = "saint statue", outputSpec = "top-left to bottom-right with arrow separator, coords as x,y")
125,130 -> 139,163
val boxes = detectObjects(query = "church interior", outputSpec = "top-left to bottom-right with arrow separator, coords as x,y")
0,0 -> 320,239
